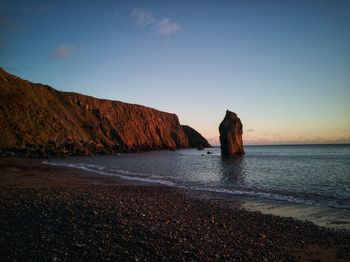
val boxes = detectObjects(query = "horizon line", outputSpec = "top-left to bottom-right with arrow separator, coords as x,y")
209,143 -> 350,147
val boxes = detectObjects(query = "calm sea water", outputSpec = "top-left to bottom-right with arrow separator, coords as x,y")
44,144 -> 350,229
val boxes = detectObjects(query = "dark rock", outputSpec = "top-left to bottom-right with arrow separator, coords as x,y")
207,151 -> 213,154
219,110 -> 244,156
230,251 -> 241,261
197,145 -> 205,150
182,125 -> 211,149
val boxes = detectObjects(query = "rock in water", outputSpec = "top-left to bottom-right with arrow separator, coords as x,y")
219,110 -> 244,156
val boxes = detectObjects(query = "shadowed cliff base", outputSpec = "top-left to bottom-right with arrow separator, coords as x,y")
0,68 -> 207,157
181,125 -> 211,149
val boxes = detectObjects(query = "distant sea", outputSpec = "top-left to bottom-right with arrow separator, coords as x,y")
44,144 -> 350,230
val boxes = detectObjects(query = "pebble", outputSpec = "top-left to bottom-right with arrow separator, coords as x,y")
0,186 -> 349,261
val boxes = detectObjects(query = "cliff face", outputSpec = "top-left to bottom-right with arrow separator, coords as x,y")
219,110 -> 244,156
181,125 -> 211,148
0,68 -> 191,157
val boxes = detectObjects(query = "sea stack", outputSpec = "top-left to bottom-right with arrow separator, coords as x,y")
219,110 -> 244,156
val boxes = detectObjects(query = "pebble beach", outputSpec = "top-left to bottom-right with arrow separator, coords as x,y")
0,158 -> 349,261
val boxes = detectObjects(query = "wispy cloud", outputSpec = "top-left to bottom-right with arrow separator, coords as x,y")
157,18 -> 180,36
50,43 -> 75,60
246,129 -> 255,132
131,9 -> 181,36
131,9 -> 155,27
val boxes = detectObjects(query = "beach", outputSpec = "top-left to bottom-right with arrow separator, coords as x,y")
0,158 -> 349,261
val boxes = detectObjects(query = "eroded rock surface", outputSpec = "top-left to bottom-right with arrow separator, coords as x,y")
0,68 -> 192,157
219,110 -> 244,156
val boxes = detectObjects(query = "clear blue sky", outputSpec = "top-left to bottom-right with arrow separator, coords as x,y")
1,0 -> 349,145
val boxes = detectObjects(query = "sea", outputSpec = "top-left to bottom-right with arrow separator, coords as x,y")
43,144 -> 350,230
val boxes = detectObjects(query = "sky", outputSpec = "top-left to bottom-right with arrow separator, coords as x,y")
1,0 -> 349,145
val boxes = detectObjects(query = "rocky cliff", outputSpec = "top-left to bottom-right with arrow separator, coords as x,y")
219,110 -> 244,155
0,68 -> 201,157
181,125 -> 211,148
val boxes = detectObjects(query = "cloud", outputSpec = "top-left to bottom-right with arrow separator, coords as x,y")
131,9 -> 155,27
50,43 -> 75,59
131,9 -> 181,36
157,18 -> 181,36
246,129 -> 255,132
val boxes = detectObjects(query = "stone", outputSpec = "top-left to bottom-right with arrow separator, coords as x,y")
197,145 -> 205,150
219,110 -> 244,156
182,125 -> 211,149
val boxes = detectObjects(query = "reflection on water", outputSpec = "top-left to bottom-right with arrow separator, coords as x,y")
219,155 -> 245,185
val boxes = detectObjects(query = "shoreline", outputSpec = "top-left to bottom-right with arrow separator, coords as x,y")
1,158 -> 349,261
41,156 -> 350,231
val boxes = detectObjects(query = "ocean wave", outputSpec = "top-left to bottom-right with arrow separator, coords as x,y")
180,186 -> 350,210
42,161 -> 175,186
42,161 -> 350,210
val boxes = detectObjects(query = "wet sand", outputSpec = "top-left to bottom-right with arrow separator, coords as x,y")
0,158 -> 349,261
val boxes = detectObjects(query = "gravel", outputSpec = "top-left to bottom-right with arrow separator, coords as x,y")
1,185 -> 349,261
